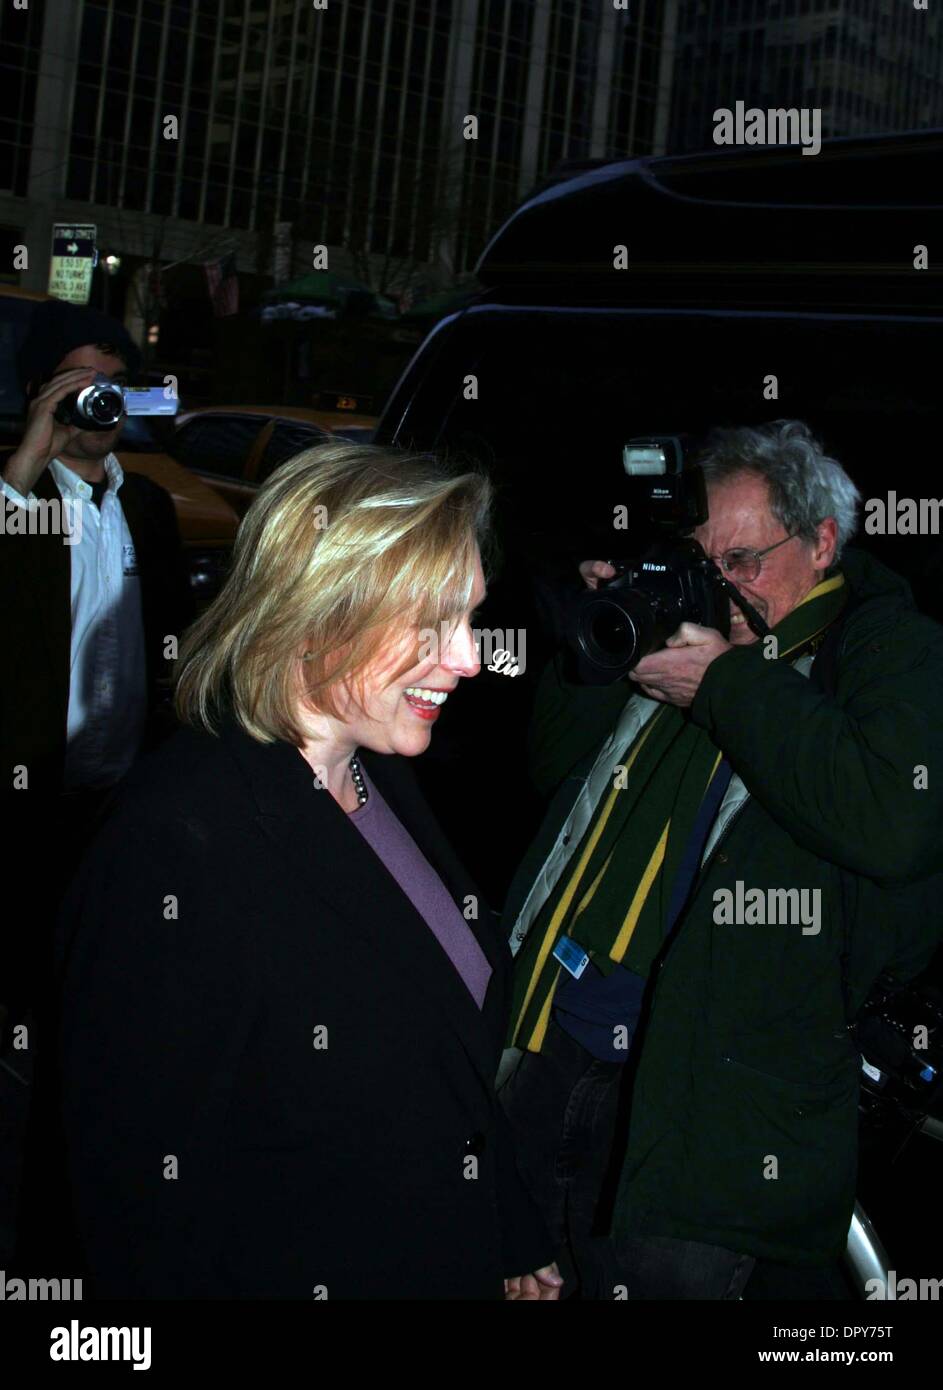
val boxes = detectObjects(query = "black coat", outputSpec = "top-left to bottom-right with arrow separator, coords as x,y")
56,717 -> 553,1299
0,461 -> 194,796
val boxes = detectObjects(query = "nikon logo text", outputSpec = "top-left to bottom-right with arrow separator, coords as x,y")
713,882 -> 821,935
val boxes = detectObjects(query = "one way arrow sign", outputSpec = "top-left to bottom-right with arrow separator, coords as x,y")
49,222 -> 98,305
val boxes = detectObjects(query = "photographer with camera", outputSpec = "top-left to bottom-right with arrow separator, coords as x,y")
498,420 -> 943,1299
1,300 -> 194,806
0,299 -> 194,1268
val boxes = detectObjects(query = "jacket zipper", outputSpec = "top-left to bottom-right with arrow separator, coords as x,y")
697,796 -> 751,884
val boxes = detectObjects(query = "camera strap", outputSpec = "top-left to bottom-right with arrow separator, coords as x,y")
719,576 -> 772,639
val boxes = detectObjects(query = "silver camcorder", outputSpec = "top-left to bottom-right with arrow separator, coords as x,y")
53,374 -> 179,431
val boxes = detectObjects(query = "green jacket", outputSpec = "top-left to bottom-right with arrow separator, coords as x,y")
504,549 -> 943,1264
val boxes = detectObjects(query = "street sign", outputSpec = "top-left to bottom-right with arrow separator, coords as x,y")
48,222 -> 98,305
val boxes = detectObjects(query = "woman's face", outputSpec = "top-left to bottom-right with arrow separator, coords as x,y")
316,549 -> 487,758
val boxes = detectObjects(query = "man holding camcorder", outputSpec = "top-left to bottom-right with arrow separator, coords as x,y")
0,299 -> 193,1266
1,299 -> 192,810
499,420 -> 943,1299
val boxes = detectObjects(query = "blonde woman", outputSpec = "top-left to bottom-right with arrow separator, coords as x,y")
56,443 -> 560,1301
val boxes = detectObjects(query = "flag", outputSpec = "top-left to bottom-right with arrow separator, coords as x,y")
205,252 -> 239,316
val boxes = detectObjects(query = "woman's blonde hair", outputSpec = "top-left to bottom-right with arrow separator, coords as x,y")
174,441 -> 492,744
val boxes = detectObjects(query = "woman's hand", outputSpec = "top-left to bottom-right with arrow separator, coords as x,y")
578,560 -> 616,591
504,1262 -> 563,1300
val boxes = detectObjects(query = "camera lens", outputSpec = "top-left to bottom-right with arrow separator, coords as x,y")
577,589 -> 654,674
589,604 -> 634,658
87,385 -> 123,426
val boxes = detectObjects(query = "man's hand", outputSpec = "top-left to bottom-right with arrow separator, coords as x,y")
1,367 -> 97,497
579,560 -> 617,590
504,1262 -> 563,1300
629,622 -> 732,707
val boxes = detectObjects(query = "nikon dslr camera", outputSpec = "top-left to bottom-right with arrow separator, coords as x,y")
567,435 -> 767,683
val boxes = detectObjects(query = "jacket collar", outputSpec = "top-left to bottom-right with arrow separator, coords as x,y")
216,716 -> 502,1083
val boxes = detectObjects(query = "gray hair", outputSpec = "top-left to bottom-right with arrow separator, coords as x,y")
695,420 -> 861,559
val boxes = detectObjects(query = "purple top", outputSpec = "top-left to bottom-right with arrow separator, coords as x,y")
348,763 -> 492,1009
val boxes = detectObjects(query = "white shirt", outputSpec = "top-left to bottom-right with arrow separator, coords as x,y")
1,453 -> 148,790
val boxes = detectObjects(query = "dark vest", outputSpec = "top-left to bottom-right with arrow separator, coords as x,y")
0,459 -> 195,795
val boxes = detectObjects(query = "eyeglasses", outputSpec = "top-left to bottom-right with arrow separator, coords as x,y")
709,533 -> 799,583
